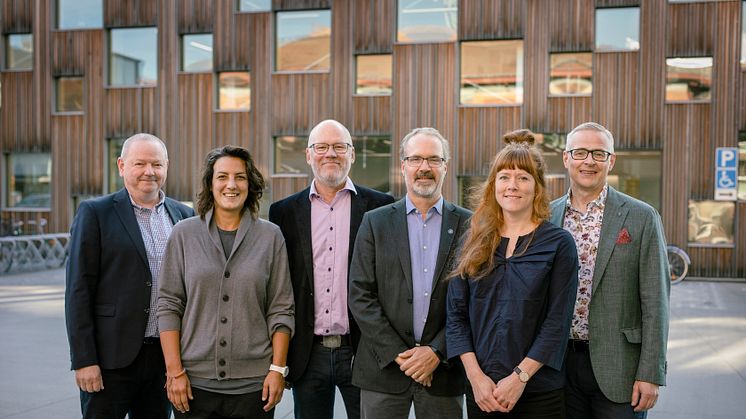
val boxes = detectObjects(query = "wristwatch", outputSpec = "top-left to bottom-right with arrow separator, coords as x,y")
513,366 -> 530,383
269,364 -> 289,377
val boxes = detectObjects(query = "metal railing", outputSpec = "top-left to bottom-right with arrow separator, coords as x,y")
0,234 -> 70,274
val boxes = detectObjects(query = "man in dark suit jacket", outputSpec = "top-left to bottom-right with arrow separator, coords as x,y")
269,120 -> 393,419
65,133 -> 194,419
550,122 -> 669,419
349,127 -> 471,418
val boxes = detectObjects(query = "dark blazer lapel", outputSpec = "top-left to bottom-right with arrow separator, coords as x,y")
592,187 -> 629,295
163,198 -> 187,225
112,189 -> 149,268
348,186 -> 368,263
550,194 -> 569,227
392,200 -> 414,298
432,201 -> 459,292
292,189 -> 315,284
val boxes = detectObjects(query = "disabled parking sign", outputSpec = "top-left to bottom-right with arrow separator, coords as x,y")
715,147 -> 738,201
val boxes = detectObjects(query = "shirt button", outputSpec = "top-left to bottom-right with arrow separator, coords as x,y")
220,317 -> 227,324
330,207 -> 334,211
329,247 -> 332,251
145,281 -> 152,287
223,295 -> 230,302
424,268 -> 428,273
326,288 -> 330,293
325,309 -> 329,314
329,227 -> 333,231
220,339 -> 227,347
423,246 -> 427,250
423,224 -> 427,227
219,359 -> 226,366
224,271 -> 231,278
327,267 -> 331,272
219,371 -> 226,378
325,329 -> 329,333
143,308 -> 150,314
424,292 -> 429,297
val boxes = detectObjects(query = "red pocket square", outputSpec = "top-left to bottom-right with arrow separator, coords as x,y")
616,228 -> 632,244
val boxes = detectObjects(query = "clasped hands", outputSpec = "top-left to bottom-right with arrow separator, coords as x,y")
395,346 -> 440,387
470,370 -> 526,413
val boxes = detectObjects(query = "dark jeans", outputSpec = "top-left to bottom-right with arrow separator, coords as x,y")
465,387 -> 564,418
173,388 -> 273,419
291,343 -> 360,419
360,385 -> 463,419
565,346 -> 647,419
80,339 -> 170,419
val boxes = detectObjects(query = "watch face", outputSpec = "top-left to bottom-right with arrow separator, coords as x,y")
519,372 -> 529,383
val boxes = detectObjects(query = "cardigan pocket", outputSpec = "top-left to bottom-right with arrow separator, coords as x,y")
622,327 -> 642,344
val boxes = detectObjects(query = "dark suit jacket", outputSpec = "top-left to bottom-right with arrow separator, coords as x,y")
268,184 -> 394,383
550,186 -> 669,403
348,198 -> 471,396
65,188 -> 194,370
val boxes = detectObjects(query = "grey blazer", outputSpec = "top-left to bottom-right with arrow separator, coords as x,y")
349,198 -> 471,396
550,186 -> 670,403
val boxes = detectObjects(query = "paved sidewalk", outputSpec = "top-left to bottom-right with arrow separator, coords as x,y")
1,269 -> 744,418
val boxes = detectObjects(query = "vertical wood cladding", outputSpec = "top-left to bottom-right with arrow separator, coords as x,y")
0,0 -> 744,277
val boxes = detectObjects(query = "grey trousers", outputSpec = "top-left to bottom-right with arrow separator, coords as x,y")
360,385 -> 463,419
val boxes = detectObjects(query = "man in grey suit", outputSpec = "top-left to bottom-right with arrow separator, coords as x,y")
550,122 -> 669,419
349,127 -> 470,418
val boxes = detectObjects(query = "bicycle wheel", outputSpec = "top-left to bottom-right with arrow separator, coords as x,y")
668,248 -> 688,285
0,243 -> 12,273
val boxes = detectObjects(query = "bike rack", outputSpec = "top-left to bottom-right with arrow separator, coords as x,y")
0,234 -> 70,274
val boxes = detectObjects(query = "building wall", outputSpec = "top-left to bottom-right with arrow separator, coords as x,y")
0,0 -> 744,278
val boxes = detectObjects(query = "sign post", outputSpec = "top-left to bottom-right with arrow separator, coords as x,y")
715,147 -> 738,201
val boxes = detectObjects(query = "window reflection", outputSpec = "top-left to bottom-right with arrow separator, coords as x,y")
274,136 -> 309,175
549,52 -> 592,96
350,137 -> 391,193
397,0 -> 457,43
665,57 -> 712,102
109,28 -> 158,86
356,55 -> 392,95
238,0 -> 271,12
275,10 -> 331,72
55,76 -> 83,112
5,153 -> 51,208
688,200 -> 734,245
6,34 -> 33,70
595,8 -> 640,52
182,34 -> 213,72
108,138 -> 125,193
460,40 -> 523,105
218,72 -> 251,110
57,0 -> 102,29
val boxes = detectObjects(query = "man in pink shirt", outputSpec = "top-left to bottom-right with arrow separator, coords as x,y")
269,120 -> 394,419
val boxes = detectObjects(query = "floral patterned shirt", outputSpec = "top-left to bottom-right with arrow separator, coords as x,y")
563,184 -> 608,340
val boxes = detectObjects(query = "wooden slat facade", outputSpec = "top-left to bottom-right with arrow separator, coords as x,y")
0,0 -> 744,278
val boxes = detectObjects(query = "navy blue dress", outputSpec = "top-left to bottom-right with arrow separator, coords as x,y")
446,221 -> 579,393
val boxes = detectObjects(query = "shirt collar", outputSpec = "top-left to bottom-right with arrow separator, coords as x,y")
566,183 -> 608,211
129,190 -> 166,212
405,194 -> 443,215
308,177 -> 357,201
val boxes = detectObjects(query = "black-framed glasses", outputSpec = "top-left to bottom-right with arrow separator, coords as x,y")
308,143 -> 353,154
566,148 -> 613,162
402,156 -> 446,168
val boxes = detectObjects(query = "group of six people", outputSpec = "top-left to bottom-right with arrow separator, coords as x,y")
65,120 -> 670,419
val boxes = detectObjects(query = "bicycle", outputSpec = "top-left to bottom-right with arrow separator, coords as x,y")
667,245 -> 691,285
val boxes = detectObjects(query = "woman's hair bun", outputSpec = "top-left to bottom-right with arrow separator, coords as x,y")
502,129 -> 536,145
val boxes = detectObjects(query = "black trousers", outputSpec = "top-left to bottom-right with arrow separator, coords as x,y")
466,387 -> 565,418
173,387 -> 274,419
79,339 -> 170,419
564,345 -> 647,419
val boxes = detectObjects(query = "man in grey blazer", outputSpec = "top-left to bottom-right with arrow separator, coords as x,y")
349,127 -> 471,418
550,122 -> 669,419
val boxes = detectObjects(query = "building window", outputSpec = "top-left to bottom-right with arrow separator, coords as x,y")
55,76 -> 83,112
182,34 -> 213,72
350,136 -> 392,193
107,138 -> 125,193
57,0 -> 102,29
608,151 -> 662,211
355,54 -> 392,95
218,72 -> 251,110
5,153 -> 51,209
109,27 -> 158,86
595,8 -> 640,52
460,40 -> 524,106
549,52 -> 592,96
665,57 -> 712,102
5,34 -> 33,70
397,0 -> 457,43
688,200 -> 734,246
238,0 -> 271,12
274,136 -> 309,175
275,10 -> 331,72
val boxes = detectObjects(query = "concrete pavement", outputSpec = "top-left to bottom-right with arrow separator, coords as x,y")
1,268 -> 744,418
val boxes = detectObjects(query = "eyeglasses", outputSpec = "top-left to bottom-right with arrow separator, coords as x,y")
402,156 -> 446,168
308,143 -> 353,154
566,148 -> 613,162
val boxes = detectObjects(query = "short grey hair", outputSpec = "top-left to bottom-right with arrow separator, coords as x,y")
120,133 -> 169,160
308,119 -> 352,146
566,122 -> 615,153
399,127 -> 451,162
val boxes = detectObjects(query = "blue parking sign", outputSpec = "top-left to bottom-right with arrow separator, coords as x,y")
715,147 -> 738,201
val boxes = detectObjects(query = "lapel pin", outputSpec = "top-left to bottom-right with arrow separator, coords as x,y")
448,228 -> 454,235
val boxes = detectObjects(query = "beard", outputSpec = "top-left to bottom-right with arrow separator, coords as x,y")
312,159 -> 350,189
409,170 -> 442,199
